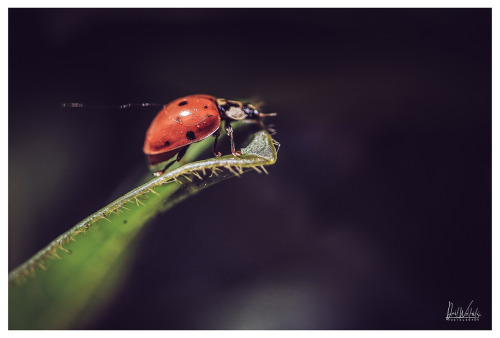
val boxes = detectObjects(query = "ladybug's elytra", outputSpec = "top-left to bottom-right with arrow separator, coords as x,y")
143,94 -> 275,176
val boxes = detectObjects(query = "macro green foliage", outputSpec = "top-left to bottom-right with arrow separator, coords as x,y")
9,127 -> 278,329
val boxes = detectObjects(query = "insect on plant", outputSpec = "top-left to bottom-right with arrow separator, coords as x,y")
143,94 -> 277,176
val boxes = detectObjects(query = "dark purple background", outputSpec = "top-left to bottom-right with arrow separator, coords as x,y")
9,8 -> 491,329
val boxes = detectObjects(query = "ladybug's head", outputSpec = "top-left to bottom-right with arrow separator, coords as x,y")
217,98 -> 276,121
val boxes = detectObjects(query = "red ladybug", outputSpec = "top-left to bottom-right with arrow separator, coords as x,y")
143,94 -> 275,176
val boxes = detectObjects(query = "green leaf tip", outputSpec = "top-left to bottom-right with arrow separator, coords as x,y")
9,128 -> 278,329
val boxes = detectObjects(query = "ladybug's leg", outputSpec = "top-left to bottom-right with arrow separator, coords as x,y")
153,147 -> 188,177
175,146 -> 188,162
212,129 -> 222,157
225,122 -> 242,157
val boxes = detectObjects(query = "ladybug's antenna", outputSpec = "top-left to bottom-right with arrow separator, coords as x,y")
259,112 -> 277,117
60,103 -> 84,108
60,102 -> 163,109
118,103 -> 162,109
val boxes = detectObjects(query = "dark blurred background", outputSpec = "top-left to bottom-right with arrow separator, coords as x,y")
9,8 -> 491,329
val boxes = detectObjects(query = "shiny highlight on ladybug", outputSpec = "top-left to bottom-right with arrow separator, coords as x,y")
143,94 -> 276,176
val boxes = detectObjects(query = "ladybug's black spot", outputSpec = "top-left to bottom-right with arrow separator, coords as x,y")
178,100 -> 188,106
164,141 -> 170,147
204,105 -> 208,109
186,131 -> 196,140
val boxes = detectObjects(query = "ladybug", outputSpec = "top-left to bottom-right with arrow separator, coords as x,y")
143,94 -> 276,176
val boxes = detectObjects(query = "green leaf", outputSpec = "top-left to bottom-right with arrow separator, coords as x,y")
8,128 -> 278,330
